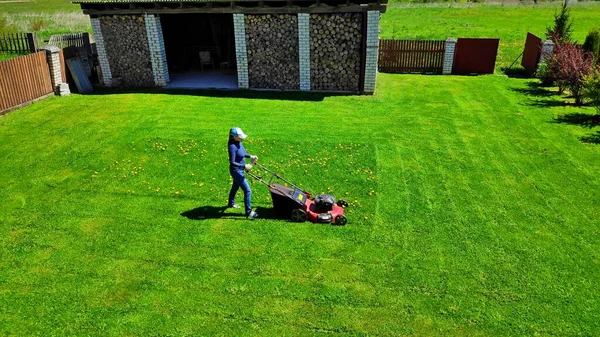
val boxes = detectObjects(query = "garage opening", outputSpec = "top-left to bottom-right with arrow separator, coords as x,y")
161,13 -> 237,89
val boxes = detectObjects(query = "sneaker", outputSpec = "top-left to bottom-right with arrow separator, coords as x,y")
228,204 -> 241,209
247,211 -> 258,219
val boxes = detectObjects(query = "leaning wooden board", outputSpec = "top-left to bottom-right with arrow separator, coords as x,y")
66,58 -> 93,93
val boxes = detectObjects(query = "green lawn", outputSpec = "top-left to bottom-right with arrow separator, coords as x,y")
1,74 -> 600,335
0,0 -> 89,43
0,0 -> 79,14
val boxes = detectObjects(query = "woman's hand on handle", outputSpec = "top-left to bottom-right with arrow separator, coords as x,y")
250,155 -> 258,164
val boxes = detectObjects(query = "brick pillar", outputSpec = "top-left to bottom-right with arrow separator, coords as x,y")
41,46 -> 70,96
298,13 -> 311,91
443,37 -> 456,75
363,10 -> 380,94
90,17 -> 112,86
539,40 -> 555,64
145,14 -> 170,86
233,14 -> 249,89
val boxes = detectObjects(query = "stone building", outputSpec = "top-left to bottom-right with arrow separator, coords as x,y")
75,0 -> 387,94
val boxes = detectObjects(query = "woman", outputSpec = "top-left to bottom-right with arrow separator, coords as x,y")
227,127 -> 258,219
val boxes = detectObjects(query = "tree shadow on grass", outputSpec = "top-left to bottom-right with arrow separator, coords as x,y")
552,113 -> 600,145
580,131 -> 600,144
181,205 -> 284,221
511,82 -> 578,108
511,81 -> 556,97
527,100 -> 578,108
553,113 -> 600,129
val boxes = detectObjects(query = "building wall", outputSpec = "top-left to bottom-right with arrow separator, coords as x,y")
245,14 -> 299,90
93,10 -> 378,93
310,13 -> 363,92
99,15 -> 154,87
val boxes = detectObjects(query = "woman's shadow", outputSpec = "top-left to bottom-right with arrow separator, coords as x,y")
180,206 -> 281,220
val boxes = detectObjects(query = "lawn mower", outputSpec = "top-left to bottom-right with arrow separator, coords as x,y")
246,162 -> 349,226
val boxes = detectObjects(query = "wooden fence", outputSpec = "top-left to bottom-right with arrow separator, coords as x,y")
0,33 -> 39,54
48,33 -> 90,50
0,51 -> 54,114
378,39 -> 446,74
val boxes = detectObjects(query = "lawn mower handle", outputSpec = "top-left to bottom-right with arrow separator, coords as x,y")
250,162 -> 313,196
245,170 -> 270,187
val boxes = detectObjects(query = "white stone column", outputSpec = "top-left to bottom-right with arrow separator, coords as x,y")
298,13 -> 311,91
233,13 -> 249,89
443,37 -> 456,75
363,10 -> 380,94
90,17 -> 112,86
145,14 -> 170,86
41,46 -> 70,96
539,40 -> 555,64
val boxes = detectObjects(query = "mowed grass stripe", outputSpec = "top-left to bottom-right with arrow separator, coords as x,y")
450,77 -> 576,225
373,75 -> 598,334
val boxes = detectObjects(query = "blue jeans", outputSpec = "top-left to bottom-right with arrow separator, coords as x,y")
228,168 -> 252,215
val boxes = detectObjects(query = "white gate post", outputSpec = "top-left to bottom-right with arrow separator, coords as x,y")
443,37 -> 456,75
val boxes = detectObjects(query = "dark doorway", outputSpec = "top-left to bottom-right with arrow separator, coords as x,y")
161,13 -> 237,89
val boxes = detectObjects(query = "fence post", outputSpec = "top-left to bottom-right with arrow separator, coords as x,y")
42,46 -> 71,96
82,32 -> 92,57
539,40 -> 555,64
26,33 -> 38,53
443,37 -> 456,75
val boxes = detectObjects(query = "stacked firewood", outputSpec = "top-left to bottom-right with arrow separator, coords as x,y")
245,14 -> 299,90
100,15 -> 154,87
310,13 -> 362,92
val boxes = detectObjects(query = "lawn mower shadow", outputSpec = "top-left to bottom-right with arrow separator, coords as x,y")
180,206 -> 284,221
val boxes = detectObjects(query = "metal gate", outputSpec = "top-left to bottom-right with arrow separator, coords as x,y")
521,32 -> 542,74
452,38 -> 499,75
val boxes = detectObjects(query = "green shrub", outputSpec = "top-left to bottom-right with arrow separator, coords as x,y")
535,61 -> 554,87
583,28 -> 600,64
546,0 -> 574,43
583,68 -> 600,114
546,42 -> 594,104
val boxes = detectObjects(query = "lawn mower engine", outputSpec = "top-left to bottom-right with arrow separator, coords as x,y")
292,193 -> 349,226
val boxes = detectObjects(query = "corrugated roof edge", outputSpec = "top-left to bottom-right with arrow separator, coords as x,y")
73,0 -> 388,3
73,0 -> 274,3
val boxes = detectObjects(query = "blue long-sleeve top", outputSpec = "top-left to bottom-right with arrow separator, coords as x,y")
228,140 -> 251,170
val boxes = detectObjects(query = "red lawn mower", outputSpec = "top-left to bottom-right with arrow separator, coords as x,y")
246,162 -> 348,226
